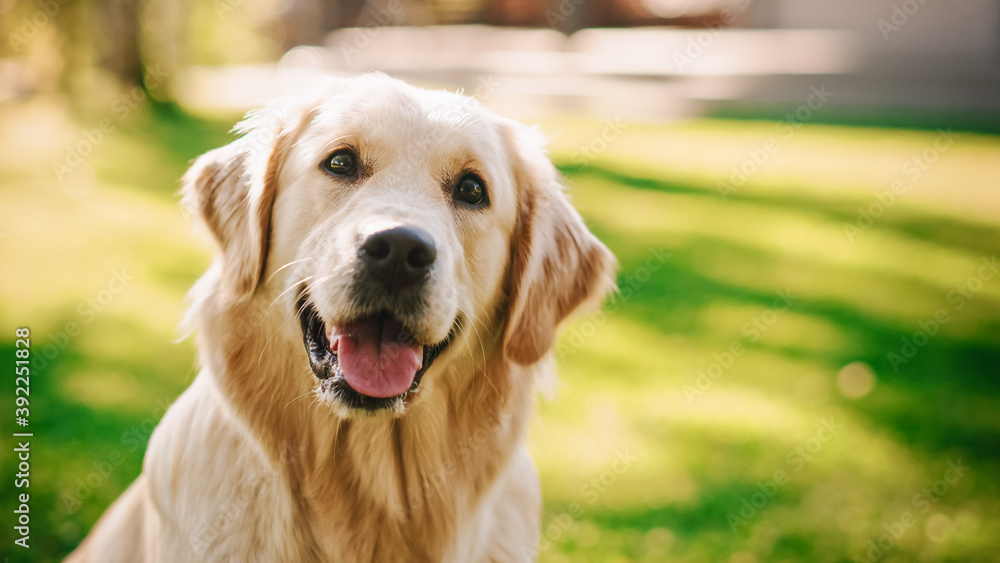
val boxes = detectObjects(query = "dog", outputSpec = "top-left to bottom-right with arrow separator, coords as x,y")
67,73 -> 616,563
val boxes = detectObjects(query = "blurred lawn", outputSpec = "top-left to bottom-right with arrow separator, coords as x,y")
1,97 -> 999,563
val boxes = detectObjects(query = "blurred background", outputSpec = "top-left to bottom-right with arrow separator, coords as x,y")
1,1 -> 999,561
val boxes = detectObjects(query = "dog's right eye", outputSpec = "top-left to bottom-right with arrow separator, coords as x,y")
322,149 -> 358,177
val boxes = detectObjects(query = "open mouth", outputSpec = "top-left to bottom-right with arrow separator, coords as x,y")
297,293 -> 452,411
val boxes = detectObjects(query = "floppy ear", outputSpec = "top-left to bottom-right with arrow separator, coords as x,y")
181,103 -> 306,298
501,122 -> 618,365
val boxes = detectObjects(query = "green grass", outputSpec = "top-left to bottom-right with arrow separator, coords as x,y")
1,97 -> 998,562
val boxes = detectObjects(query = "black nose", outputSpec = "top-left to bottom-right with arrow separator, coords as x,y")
360,226 -> 437,293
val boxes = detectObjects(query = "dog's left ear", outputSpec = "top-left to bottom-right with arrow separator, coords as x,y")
181,101 -> 311,299
500,121 -> 618,366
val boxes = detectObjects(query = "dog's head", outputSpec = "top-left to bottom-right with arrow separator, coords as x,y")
183,74 -> 615,418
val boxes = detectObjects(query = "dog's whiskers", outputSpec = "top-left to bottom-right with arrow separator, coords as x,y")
284,390 -> 314,410
452,321 -> 477,406
267,257 -> 316,284
305,273 -> 339,294
468,314 -> 499,399
468,311 -> 490,370
257,335 -> 274,372
267,274 -> 319,317
454,310 -> 494,402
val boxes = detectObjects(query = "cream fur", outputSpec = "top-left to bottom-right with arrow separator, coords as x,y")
66,74 -> 615,563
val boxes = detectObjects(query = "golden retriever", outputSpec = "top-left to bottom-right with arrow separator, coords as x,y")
67,73 -> 615,563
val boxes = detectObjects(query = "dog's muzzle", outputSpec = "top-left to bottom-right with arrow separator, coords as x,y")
296,226 -> 452,411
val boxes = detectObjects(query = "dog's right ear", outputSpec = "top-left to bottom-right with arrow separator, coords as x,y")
181,101 -> 313,299
181,137 -> 272,299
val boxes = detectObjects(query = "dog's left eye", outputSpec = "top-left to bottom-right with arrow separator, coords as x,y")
322,149 -> 358,176
455,173 -> 487,207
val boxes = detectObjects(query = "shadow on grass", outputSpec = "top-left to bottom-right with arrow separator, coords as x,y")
560,163 -> 1000,258
558,165 -> 1000,467
0,330 -> 186,563
707,102 -> 1000,137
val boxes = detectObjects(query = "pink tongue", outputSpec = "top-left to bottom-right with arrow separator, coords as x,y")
333,317 -> 423,398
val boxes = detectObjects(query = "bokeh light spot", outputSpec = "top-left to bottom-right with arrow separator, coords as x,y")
837,362 -> 876,399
